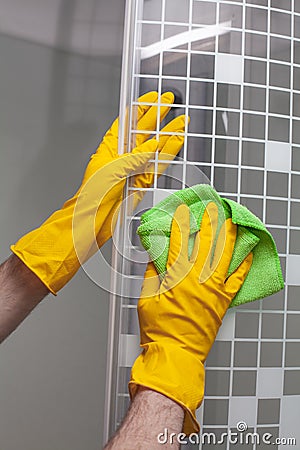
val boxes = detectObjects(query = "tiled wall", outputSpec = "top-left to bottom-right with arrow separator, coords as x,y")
108,0 -> 300,447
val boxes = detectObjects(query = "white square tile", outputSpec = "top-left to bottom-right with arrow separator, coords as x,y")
287,255 -> 300,285
257,368 -> 283,397
216,309 -> 235,341
215,54 -> 243,84
265,141 -> 291,172
229,397 -> 257,428
279,397 -> 300,450
119,334 -> 140,367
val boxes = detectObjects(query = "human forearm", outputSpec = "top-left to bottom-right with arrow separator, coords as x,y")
104,387 -> 184,450
0,254 -> 49,343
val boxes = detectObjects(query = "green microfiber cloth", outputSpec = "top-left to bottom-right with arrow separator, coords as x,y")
137,184 -> 284,307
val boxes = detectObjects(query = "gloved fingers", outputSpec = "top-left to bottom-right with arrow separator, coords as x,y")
166,204 -> 190,270
196,202 -> 219,279
117,140 -> 158,177
136,91 -> 159,122
156,114 -> 187,151
212,218 -> 237,277
225,252 -> 253,296
135,92 -> 175,147
140,261 -> 161,298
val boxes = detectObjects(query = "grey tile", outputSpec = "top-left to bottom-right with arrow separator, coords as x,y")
234,342 -> 258,367
293,93 -> 300,118
270,36 -> 291,63
246,0 -> 267,4
219,30 -> 242,55
235,312 -> 259,338
245,33 -> 267,59
243,113 -> 266,140
257,398 -> 280,425
268,227 -> 287,254
121,307 -> 139,335
141,23 -> 161,47
203,399 -> 229,425
217,83 -> 240,109
257,426 -> 279,449
118,367 -> 131,393
244,59 -> 266,86
261,313 -> 284,339
142,0 -> 161,20
141,55 -> 160,76
162,78 -> 186,103
270,10 -> 291,37
285,342 -> 300,367
188,108 -> 213,134
232,370 -> 257,396
266,199 -> 288,225
190,54 -> 215,79
287,286 -> 300,311
215,139 -> 239,164
241,169 -> 264,196
292,147 -> 300,170
163,52 -> 187,77
272,0 -> 291,10
289,230 -> 300,254
244,86 -> 266,112
283,370 -> 300,395
293,67 -> 300,91
157,163 -> 183,190
262,290 -> 285,311
286,314 -> 300,339
279,256 -> 286,279
205,370 -> 230,396
216,111 -> 240,137
295,0 -> 300,12
290,202 -> 300,227
245,6 -> 267,32
269,89 -> 290,116
242,141 -> 265,167
214,167 -> 238,193
270,63 -> 290,89
187,136 -> 212,163
206,341 -> 232,367
241,197 -> 263,219
189,81 -> 214,107
165,0 -> 189,22
186,165 -> 211,187
260,342 -> 283,367
219,3 -> 243,29
293,119 -> 300,145
239,299 -> 262,310
193,1 -> 216,25
291,174 -> 300,199
267,172 -> 288,198
295,41 -> 300,65
268,116 -> 290,143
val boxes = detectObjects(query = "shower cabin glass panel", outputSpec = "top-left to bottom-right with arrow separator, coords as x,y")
105,0 -> 300,446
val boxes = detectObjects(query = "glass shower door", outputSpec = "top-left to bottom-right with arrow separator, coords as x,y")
104,1 -> 300,447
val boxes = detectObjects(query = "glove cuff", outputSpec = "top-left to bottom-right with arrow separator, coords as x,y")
128,341 -> 205,435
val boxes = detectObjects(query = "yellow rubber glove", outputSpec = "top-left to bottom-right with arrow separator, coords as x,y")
129,202 -> 253,434
11,91 -> 186,294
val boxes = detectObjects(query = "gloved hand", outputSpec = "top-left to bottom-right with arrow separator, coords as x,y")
11,91 -> 186,294
129,202 -> 253,434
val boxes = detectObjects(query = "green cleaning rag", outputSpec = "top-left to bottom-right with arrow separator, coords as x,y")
137,184 -> 284,307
